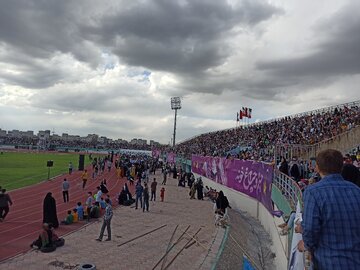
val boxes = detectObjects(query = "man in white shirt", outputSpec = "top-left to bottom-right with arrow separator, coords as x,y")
96,186 -> 102,203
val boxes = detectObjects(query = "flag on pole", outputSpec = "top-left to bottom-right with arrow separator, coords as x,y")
237,112 -> 239,122
242,107 -> 247,117
248,108 -> 252,118
240,110 -> 243,120
244,107 -> 248,117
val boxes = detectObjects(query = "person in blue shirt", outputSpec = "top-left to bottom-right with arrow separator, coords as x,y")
76,202 -> 84,221
100,198 -> 106,209
135,181 -> 144,210
301,149 -> 360,270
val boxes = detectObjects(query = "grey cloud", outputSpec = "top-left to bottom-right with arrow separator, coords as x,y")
257,3 -> 360,79
89,0 -> 282,74
0,0 -> 281,89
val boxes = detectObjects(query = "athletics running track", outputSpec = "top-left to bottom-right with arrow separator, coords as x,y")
0,164 -> 132,262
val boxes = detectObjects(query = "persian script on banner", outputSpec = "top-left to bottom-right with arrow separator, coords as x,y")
192,155 -> 274,212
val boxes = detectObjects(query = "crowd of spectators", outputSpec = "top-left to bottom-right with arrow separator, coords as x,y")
175,104 -> 360,162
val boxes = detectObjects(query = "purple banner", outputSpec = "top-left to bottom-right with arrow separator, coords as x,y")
152,149 -> 161,158
167,152 -> 176,163
192,155 -> 274,212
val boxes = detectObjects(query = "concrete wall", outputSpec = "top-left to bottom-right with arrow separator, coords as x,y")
194,173 -> 288,270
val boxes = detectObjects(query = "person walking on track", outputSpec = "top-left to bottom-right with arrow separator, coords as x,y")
0,189 -> 13,222
81,170 -> 88,190
62,178 -> 70,203
43,192 -> 59,228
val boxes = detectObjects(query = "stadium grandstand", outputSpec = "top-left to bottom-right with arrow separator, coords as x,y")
1,100 -> 359,269
175,100 -> 360,162
174,99 -> 360,269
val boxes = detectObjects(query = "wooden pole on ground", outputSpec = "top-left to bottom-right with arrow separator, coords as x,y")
151,225 -> 190,270
181,229 -> 208,250
117,224 -> 167,247
160,225 -> 179,270
163,228 -> 202,270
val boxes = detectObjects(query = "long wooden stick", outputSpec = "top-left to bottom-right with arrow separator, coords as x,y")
117,224 -> 167,247
151,225 -> 190,270
163,228 -> 202,270
181,229 -> 208,250
160,225 -> 179,270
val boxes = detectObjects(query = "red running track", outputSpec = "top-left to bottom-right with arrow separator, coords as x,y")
0,165 -> 132,262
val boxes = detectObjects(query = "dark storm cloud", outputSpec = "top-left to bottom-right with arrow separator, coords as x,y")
0,0 -> 281,89
88,0 -> 282,74
257,3 -> 360,81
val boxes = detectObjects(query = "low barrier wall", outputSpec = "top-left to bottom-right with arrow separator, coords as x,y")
193,173 -> 288,270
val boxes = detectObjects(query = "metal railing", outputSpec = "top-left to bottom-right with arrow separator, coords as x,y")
272,170 -> 303,209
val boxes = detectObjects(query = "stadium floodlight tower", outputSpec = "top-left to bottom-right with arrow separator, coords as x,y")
171,97 -> 181,147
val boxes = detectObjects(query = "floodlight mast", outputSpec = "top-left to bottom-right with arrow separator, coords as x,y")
171,97 -> 181,148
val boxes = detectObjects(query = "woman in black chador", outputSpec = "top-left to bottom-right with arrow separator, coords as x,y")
43,192 -> 59,228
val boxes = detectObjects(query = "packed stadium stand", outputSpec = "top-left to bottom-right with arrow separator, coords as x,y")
175,100 -> 360,269
175,100 -> 360,162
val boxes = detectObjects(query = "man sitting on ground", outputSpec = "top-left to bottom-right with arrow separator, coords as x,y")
72,208 -> 78,223
30,223 -> 54,250
90,202 -> 100,218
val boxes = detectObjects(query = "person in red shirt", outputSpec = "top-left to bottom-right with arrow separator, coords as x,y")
160,187 -> 165,202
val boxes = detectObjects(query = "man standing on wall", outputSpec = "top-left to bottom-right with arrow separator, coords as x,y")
301,149 -> 360,269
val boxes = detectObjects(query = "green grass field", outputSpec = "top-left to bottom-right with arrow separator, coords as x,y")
0,152 -> 94,190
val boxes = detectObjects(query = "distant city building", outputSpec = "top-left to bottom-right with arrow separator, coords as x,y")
38,130 -> 51,139
114,138 -> 128,144
149,140 -> 160,146
51,134 -> 61,140
98,136 -> 108,144
83,134 -> 98,143
23,131 -> 34,138
8,130 -> 22,138
0,129 -> 6,137
0,128 -> 163,150
130,138 -> 147,145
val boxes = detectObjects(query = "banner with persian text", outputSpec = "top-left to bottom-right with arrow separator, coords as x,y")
192,155 -> 274,212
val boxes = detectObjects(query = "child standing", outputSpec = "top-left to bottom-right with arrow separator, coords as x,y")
160,187 -> 165,202
76,202 -> 84,220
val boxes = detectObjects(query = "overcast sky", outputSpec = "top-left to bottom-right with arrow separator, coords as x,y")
0,0 -> 359,144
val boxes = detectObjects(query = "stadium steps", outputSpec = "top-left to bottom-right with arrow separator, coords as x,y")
301,125 -> 360,159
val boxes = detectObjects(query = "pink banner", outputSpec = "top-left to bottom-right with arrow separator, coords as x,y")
192,155 -> 274,212
167,152 -> 176,163
152,149 -> 161,158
